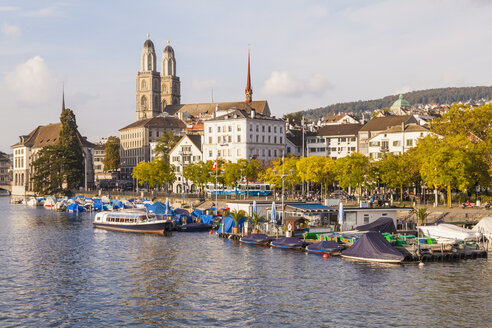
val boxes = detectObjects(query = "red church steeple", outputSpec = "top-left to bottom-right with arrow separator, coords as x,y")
245,48 -> 253,104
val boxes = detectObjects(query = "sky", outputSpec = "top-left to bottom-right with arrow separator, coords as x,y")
1,0 -> 492,152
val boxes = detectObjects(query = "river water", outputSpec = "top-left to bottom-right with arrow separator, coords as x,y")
0,197 -> 490,327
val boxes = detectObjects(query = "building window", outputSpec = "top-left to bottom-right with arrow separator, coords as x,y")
274,126 -> 277,133
268,136 -> 271,143
268,126 -> 271,132
218,136 -> 221,143
228,126 -> 232,132
262,126 -> 265,132
218,126 -> 221,132
274,136 -> 277,143
256,125 -> 259,132
280,127 -> 283,133
237,125 -> 241,131
209,150 -> 212,157
209,136 -> 212,144
406,139 -> 413,147
249,125 -> 252,131
228,136 -> 232,143
149,131 -> 152,137
256,135 -> 258,142
237,135 -> 241,142
393,141 -> 401,147
262,136 -> 265,143
209,127 -> 212,133
280,137 -> 283,143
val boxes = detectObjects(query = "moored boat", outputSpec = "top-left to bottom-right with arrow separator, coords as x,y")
93,210 -> 173,235
177,222 -> 212,232
341,231 -> 404,263
271,237 -> 304,249
240,233 -> 270,245
306,240 -> 345,255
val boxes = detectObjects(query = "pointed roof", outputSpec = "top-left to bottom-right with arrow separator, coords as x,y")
317,124 -> 363,136
245,48 -> 253,104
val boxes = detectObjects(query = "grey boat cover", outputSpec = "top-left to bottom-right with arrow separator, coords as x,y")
356,217 -> 397,234
271,237 -> 303,248
240,234 -> 270,243
307,240 -> 344,253
341,231 -> 404,261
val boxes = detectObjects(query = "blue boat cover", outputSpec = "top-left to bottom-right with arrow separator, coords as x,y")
146,202 -> 169,214
240,234 -> 270,243
218,216 -> 247,233
191,209 -> 203,217
67,203 -> 85,212
271,237 -> 303,248
341,231 -> 404,261
307,240 -> 344,252
356,217 -> 397,234
173,214 -> 192,225
200,214 -> 214,225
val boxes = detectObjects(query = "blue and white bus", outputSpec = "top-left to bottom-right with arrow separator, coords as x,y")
205,183 -> 272,196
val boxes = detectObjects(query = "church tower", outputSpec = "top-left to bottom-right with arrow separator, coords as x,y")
136,35 -> 161,120
161,41 -> 181,109
245,48 -> 253,104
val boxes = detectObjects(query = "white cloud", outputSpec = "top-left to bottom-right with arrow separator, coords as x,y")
0,6 -> 18,11
1,23 -> 21,38
394,85 -> 413,95
261,71 -> 332,98
4,56 -> 60,105
22,6 -> 63,17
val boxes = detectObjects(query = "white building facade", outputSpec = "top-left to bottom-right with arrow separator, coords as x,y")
168,134 -> 203,193
203,109 -> 286,164
368,124 -> 433,160
306,124 -> 362,160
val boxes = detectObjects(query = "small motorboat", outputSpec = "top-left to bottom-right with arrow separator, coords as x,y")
240,233 -> 270,245
177,222 -> 212,232
306,240 -> 345,255
67,203 -> 85,212
271,237 -> 304,249
341,231 -> 404,263
93,210 -> 173,235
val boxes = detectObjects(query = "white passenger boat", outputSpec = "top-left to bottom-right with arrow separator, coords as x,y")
93,210 -> 174,235
418,223 -> 482,243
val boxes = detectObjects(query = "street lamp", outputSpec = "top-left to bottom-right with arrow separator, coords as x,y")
301,116 -> 305,196
273,151 -> 294,226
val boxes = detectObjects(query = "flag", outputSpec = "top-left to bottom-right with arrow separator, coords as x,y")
212,159 -> 218,171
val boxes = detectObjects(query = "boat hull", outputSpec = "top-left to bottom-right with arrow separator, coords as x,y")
306,249 -> 341,255
271,244 -> 303,249
176,223 -> 212,232
240,240 -> 269,245
340,255 -> 403,263
93,222 -> 171,235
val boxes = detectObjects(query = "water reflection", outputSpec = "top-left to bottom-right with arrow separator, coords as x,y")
0,197 -> 491,327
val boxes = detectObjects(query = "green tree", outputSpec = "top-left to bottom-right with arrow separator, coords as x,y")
59,108 -> 84,190
32,145 -> 64,195
103,136 -> 120,171
416,135 -> 476,207
229,209 -> 247,232
132,160 -> 175,189
183,161 -> 211,192
238,159 -> 263,197
223,162 -> 242,190
249,212 -> 266,231
334,153 -> 372,201
154,132 -> 180,163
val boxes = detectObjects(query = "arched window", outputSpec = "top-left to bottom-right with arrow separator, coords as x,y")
141,80 -> 147,90
141,96 -> 147,109
147,54 -> 152,70
21,173 -> 24,186
155,96 -> 159,109
162,99 -> 167,109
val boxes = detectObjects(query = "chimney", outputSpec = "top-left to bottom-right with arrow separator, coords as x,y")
251,109 -> 256,118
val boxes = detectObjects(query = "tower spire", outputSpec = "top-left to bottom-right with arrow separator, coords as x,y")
245,47 -> 253,104
62,83 -> 65,111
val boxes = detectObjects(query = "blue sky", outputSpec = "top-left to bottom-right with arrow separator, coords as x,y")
1,0 -> 492,152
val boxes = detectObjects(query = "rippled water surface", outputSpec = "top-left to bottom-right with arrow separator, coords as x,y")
0,197 -> 491,327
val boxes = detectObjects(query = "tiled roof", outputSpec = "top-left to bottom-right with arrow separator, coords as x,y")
317,124 -> 363,136
383,124 -> 429,133
119,116 -> 187,131
206,109 -> 281,122
359,115 -> 417,132
164,100 -> 270,117
12,123 -> 94,149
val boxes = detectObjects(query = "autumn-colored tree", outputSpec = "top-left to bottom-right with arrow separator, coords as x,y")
334,153 -> 372,201
103,136 -> 120,171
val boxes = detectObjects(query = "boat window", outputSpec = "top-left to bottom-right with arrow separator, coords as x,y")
381,213 -> 388,216
363,214 -> 369,224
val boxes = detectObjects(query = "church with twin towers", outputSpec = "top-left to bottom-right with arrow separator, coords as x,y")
136,36 -> 181,120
